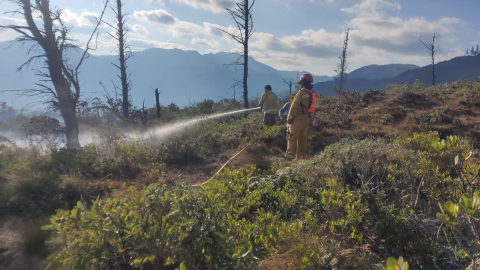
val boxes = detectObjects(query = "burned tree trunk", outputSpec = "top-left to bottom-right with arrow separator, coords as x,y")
220,0 -> 256,109
140,100 -> 147,127
420,34 -> 436,86
0,0 -> 108,148
283,79 -> 293,95
155,88 -> 161,119
335,28 -> 349,93
243,13 -> 249,109
105,0 -> 132,119
56,84 -> 81,148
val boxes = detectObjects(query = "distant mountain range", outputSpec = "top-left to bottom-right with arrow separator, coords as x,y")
314,55 -> 480,96
2,40 -> 478,109
348,64 -> 419,80
0,41 -> 328,108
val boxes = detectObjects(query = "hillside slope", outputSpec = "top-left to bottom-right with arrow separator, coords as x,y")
314,55 -> 480,96
348,64 -> 419,80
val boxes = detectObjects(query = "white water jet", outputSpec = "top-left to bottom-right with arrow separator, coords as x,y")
2,108 -> 261,147
127,107 -> 261,141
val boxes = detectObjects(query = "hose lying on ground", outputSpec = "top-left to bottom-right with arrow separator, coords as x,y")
192,147 -> 247,187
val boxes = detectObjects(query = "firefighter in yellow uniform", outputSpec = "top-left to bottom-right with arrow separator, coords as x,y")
259,85 -> 278,126
286,74 -> 315,159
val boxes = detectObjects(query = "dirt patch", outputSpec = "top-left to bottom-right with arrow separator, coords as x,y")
0,230 -> 13,252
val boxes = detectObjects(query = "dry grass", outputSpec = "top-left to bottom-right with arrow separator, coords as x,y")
258,235 -> 378,270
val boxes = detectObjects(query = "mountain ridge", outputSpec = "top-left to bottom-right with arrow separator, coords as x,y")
0,41 -> 329,108
348,64 -> 419,80
314,55 -> 480,96
2,40 -> 469,109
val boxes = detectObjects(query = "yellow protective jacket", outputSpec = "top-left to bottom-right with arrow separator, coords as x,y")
259,91 -> 278,115
287,88 -> 312,122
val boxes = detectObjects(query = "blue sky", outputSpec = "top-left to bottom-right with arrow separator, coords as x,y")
1,0 -> 479,76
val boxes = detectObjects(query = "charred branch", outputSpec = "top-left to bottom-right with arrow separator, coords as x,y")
420,33 -> 436,86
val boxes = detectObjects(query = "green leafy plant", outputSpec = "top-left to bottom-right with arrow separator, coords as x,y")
260,125 -> 281,141
437,191 -> 480,269
387,257 -> 409,270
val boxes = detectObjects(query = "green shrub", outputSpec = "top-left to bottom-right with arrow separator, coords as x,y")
159,136 -> 203,165
321,89 -> 362,127
0,147 -> 105,218
260,125 -> 281,141
0,171 -> 104,218
22,115 -> 64,148
411,111 -> 453,126
196,99 -> 215,114
6,128 -> 480,269
51,145 -> 105,177
47,135 -> 458,269
386,257 -> 409,270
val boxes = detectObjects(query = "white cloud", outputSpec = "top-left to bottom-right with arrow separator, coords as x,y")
169,21 -> 203,36
133,9 -> 175,24
0,16 -> 26,26
129,24 -> 150,36
133,9 -> 200,36
61,9 -> 98,27
245,0 -> 465,75
133,10 -> 226,37
342,0 -> 463,57
341,0 -> 400,17
311,0 -> 335,4
204,49 -> 221,54
190,37 -> 220,48
0,17 -> 26,42
349,16 -> 462,55
251,30 -> 343,59
203,22 -> 225,37
156,0 -> 236,13
248,30 -> 343,76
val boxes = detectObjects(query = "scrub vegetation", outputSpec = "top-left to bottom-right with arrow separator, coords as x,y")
2,80 -> 480,269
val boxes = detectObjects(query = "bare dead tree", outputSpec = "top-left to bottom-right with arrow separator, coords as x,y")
103,0 -> 132,119
219,0 -> 255,109
420,33 -> 436,86
334,28 -> 349,94
154,88 -> 161,119
140,100 -> 147,127
229,85 -> 237,101
96,81 -> 123,119
0,0 -> 109,148
228,79 -> 242,101
283,79 -> 293,95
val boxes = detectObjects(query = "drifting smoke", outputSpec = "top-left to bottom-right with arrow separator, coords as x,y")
0,131 -> 28,147
127,107 -> 261,141
78,107 -> 261,145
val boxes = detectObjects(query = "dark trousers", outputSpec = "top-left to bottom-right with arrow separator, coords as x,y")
263,114 -> 276,127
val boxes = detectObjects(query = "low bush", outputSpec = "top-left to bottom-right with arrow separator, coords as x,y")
0,148 -> 106,218
43,132 -> 479,269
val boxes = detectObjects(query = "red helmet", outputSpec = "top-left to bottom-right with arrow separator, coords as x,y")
299,73 -> 314,83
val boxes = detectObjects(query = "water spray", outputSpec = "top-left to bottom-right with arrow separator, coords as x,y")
126,107 -> 261,141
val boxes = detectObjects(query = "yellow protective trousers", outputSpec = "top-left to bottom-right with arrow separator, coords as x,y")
286,117 -> 310,159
